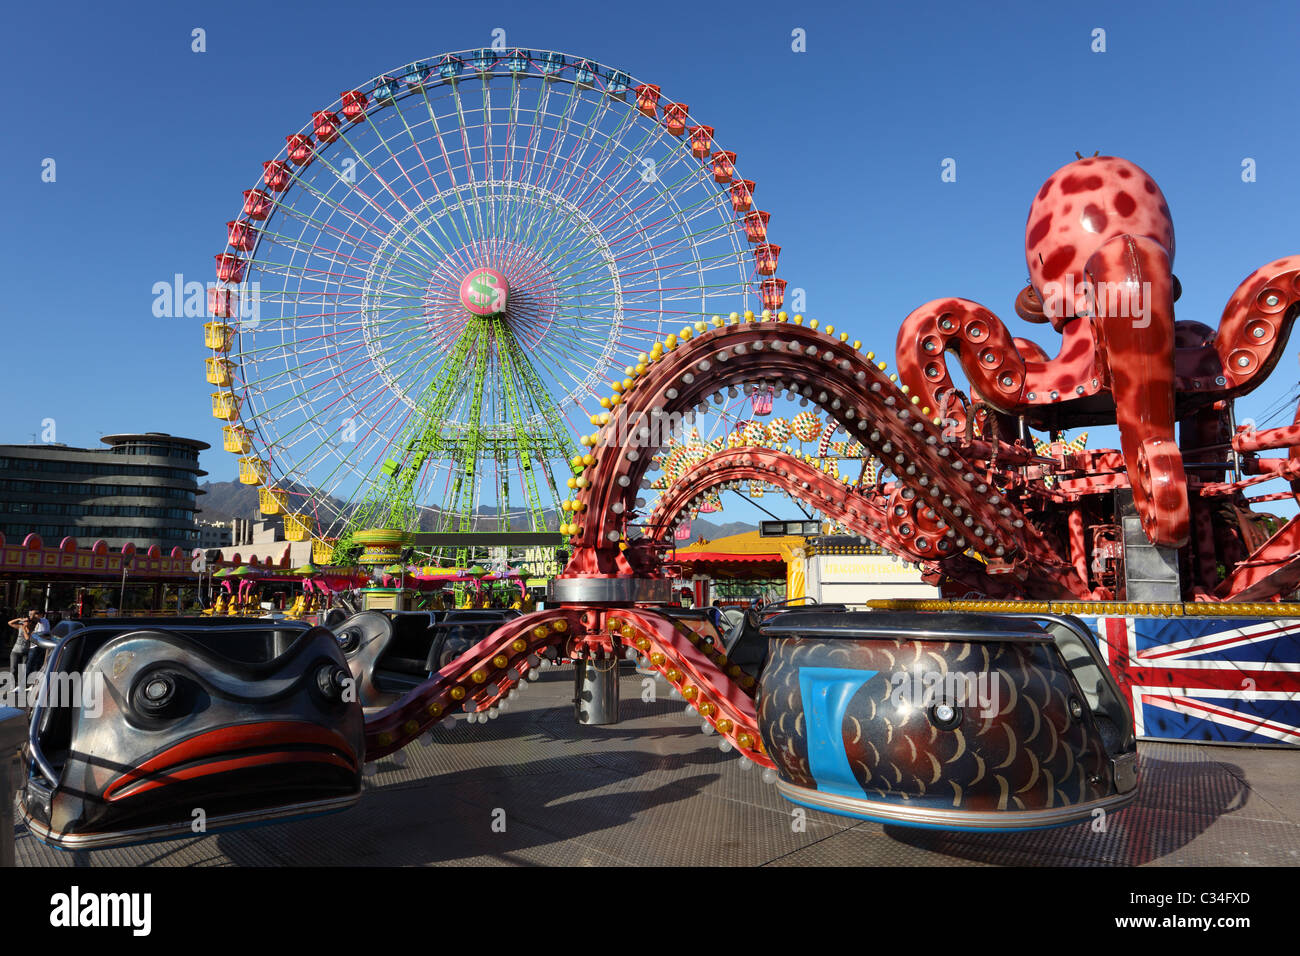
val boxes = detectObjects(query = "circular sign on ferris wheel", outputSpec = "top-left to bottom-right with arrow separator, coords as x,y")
459,268 -> 510,316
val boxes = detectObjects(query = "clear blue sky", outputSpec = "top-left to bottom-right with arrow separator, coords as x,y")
3,0 -> 1297,523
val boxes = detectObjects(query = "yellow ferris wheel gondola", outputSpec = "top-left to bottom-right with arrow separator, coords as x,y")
222,424 -> 252,454
237,457 -> 268,486
203,321 -> 234,352
205,357 -> 234,386
258,487 -> 289,515
311,538 -> 336,564
284,513 -> 315,542
211,391 -> 242,421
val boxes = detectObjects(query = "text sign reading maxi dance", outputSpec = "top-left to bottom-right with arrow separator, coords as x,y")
761,520 -> 821,537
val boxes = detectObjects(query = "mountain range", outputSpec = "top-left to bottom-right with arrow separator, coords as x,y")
197,480 -> 753,541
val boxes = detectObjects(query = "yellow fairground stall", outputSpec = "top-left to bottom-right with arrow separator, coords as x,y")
671,529 -> 939,608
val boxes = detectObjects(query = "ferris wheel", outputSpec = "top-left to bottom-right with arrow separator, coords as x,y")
204,48 -> 785,563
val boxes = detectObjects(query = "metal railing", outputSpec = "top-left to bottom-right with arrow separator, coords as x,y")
0,706 -> 26,867
26,634 -> 67,789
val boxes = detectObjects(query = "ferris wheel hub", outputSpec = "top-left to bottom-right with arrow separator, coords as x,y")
459,267 -> 510,317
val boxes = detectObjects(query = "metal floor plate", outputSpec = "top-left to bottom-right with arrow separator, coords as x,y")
12,667 -> 1300,867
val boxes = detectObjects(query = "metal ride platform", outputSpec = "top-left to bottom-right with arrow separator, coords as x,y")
11,666 -> 1298,867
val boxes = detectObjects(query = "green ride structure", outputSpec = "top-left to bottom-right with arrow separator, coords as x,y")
332,268 -> 575,565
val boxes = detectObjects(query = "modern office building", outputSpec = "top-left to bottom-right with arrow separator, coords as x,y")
0,432 -> 209,552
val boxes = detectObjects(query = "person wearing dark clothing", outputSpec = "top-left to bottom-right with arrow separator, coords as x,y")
7,611 -> 37,677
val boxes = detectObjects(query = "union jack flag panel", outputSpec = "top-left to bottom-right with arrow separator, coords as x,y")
1083,615 -> 1300,747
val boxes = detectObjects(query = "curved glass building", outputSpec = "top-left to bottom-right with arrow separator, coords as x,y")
0,432 -> 208,551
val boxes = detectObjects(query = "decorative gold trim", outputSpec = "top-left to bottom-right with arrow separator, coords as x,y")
864,598 -> 1300,619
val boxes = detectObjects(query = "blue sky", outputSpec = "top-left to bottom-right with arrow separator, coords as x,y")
3,0 -> 1298,524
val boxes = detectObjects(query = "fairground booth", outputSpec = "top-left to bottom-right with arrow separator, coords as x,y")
0,533 -> 199,618
671,529 -> 938,607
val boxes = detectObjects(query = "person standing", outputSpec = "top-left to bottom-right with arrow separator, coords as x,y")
6,611 -> 36,678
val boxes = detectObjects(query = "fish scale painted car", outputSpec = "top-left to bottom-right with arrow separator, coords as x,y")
757,610 -> 1138,830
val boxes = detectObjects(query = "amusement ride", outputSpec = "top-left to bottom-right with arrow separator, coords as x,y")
15,47 -> 1300,851
203,48 -> 780,565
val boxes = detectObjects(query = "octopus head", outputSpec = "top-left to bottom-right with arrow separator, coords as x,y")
1024,156 -> 1175,330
